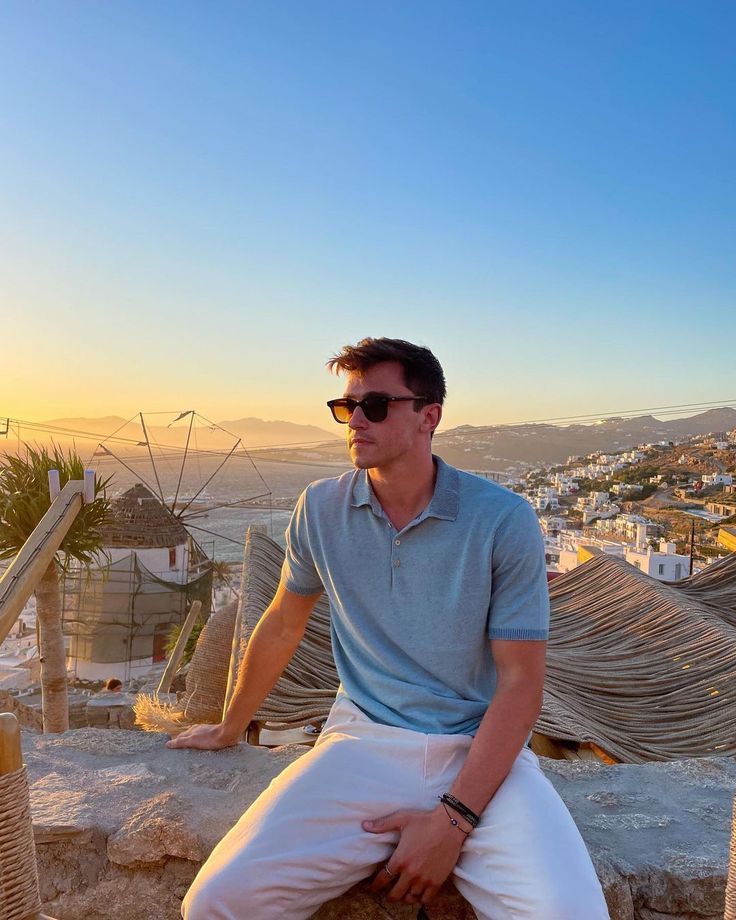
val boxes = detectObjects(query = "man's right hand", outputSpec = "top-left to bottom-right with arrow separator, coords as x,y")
166,721 -> 240,751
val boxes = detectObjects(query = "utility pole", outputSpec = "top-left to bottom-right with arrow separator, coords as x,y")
689,519 -> 696,576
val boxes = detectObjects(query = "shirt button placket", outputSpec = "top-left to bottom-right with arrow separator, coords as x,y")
390,529 -> 401,582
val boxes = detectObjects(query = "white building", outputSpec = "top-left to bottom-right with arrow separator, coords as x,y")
594,513 -> 660,545
611,482 -> 644,497
581,502 -> 620,525
540,516 -> 567,535
701,473 -> 734,487
625,540 -> 690,581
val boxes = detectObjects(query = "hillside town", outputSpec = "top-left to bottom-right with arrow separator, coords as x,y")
487,429 -> 736,581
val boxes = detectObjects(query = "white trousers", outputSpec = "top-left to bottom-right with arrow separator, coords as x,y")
182,695 -> 609,920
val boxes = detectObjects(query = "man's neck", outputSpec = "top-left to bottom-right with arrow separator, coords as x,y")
367,454 -> 438,531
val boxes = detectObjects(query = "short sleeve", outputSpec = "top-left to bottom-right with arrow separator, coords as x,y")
281,489 -> 324,596
487,500 -> 549,641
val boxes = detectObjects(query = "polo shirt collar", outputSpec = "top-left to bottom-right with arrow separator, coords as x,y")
350,455 -> 460,522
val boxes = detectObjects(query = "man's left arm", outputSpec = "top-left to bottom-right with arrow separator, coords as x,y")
366,639 -> 546,906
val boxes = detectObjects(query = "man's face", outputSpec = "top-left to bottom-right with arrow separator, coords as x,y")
340,361 -> 435,470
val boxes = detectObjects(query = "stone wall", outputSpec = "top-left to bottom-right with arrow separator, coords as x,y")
25,728 -> 735,919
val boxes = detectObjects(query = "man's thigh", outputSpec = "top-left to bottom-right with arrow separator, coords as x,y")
182,704 -> 426,920
451,748 -> 609,920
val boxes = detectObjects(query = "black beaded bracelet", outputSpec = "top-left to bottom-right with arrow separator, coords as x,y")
438,793 -> 480,829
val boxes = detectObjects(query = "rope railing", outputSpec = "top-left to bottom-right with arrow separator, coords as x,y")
726,797 -> 736,920
0,713 -> 43,920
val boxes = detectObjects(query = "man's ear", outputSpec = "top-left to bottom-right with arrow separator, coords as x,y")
424,404 -> 442,435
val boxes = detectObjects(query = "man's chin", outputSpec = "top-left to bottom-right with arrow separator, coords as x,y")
350,446 -> 377,470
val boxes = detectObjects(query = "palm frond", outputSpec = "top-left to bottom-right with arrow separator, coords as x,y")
0,442 -> 113,564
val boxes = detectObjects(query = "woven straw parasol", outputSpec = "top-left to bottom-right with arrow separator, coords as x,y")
136,520 -> 736,762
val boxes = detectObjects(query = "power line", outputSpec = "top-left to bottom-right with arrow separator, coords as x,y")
3,396 -> 735,456
450,399 -> 736,429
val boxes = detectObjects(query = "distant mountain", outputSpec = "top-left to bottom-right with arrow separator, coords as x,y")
37,417 -> 133,436
5,415 -> 339,452
216,417 -> 340,447
431,408 -> 736,468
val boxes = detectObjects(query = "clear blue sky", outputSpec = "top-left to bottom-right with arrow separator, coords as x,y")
2,1 -> 734,430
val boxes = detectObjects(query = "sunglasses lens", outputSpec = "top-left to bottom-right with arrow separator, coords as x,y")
328,396 -> 393,423
361,397 -> 389,423
330,400 -> 354,423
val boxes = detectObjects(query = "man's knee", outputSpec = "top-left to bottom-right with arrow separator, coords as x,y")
534,880 -> 609,920
181,872 -> 222,920
181,869 -> 264,920
183,856 -> 297,920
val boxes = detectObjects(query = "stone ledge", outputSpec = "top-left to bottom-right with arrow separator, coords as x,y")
24,728 -> 736,919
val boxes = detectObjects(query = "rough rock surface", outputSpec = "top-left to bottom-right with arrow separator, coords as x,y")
25,728 -> 736,919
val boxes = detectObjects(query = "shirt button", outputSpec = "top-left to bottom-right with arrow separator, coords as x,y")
394,559 -> 401,567
394,539 -> 401,545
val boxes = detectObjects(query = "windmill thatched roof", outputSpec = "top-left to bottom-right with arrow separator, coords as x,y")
99,484 -> 189,549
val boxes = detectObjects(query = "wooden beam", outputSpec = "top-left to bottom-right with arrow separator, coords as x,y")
0,480 -> 84,645
530,731 -> 568,760
157,600 -> 202,695
0,712 -> 22,775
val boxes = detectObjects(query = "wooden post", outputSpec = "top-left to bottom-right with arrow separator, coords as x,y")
246,720 -> 262,746
0,712 -> 22,775
223,531 -> 248,716
0,480 -> 84,645
157,600 -> 202,695
47,470 -> 60,501
83,469 -> 95,504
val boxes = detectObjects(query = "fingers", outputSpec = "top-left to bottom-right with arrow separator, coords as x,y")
368,862 -> 397,893
165,725 -> 204,749
362,810 -> 405,834
368,861 -> 432,906
165,728 -> 194,748
165,734 -> 186,748
384,870 -> 414,904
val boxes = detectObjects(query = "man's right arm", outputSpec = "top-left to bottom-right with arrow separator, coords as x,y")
166,580 -> 323,750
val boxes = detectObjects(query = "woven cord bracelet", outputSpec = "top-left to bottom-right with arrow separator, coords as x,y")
438,793 -> 480,828
441,802 -> 471,837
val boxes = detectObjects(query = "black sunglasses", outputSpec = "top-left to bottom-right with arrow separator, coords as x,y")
326,395 -> 429,424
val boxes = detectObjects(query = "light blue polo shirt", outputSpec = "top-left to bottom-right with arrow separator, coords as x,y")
281,456 -> 549,735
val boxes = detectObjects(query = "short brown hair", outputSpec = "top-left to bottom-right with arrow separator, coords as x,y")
327,338 -> 446,406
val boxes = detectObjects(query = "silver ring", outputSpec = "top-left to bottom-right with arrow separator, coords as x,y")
384,864 -> 395,878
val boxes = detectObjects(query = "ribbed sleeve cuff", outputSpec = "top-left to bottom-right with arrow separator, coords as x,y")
284,579 -> 323,597
488,627 -> 549,640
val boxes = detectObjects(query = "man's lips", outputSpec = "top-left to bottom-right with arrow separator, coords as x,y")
350,438 -> 373,446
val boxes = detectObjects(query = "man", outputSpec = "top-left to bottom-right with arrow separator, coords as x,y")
169,337 -> 609,920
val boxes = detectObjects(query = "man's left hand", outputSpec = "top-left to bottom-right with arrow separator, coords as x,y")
363,806 -> 467,906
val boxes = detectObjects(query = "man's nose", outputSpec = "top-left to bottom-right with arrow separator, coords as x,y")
348,406 -> 369,428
